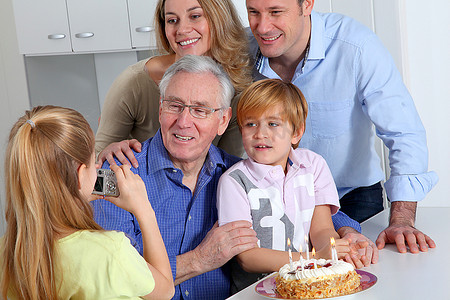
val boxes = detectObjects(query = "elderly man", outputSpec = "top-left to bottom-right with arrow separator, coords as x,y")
93,55 -> 258,300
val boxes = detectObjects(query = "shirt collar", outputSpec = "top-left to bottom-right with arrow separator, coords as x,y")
147,129 -> 227,175
308,10 -> 326,60
244,148 -> 311,182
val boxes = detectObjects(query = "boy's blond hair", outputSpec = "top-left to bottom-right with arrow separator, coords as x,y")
237,79 -> 308,148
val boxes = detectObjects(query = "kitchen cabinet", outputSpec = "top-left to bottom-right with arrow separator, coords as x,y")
12,0 -> 72,55
66,0 -> 131,52
128,0 -> 158,49
12,0 -> 154,55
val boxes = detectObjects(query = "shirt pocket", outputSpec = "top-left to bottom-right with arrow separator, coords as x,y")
308,99 -> 353,139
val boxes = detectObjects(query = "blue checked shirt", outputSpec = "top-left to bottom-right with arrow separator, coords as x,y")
93,130 -> 241,299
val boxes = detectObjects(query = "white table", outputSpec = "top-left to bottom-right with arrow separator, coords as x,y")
227,207 -> 450,300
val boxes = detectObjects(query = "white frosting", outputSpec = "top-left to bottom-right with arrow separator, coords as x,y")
278,259 -> 354,281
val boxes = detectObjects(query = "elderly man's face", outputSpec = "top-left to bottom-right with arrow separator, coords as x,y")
159,71 -> 231,166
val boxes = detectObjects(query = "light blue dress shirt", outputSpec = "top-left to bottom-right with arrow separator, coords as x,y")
249,11 -> 438,202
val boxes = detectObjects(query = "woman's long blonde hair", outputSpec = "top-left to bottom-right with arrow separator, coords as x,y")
155,0 -> 252,93
1,106 -> 102,300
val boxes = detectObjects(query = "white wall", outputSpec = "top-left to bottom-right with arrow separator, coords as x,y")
403,0 -> 450,207
0,0 -> 30,235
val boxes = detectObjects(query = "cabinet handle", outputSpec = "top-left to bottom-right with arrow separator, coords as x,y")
135,26 -> 154,33
48,34 -> 66,40
75,32 -> 94,38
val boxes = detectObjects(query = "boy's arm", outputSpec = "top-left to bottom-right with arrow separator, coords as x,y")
236,247 -> 303,273
309,205 -> 344,259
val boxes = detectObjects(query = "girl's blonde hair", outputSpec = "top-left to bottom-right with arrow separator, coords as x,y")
237,79 -> 309,149
1,105 -> 102,300
155,0 -> 252,93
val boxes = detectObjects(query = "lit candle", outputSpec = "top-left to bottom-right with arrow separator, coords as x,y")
312,248 -> 317,269
305,235 -> 310,260
330,237 -> 337,262
287,238 -> 293,270
298,244 -> 304,267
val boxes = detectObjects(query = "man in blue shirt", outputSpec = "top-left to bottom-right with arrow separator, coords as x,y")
246,0 -> 438,256
93,55 -> 259,299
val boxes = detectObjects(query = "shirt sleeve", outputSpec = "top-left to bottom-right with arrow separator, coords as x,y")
217,170 -> 253,226
311,153 -> 340,214
332,210 -> 362,233
356,34 -> 438,202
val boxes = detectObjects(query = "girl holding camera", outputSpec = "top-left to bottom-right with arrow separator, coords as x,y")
0,105 -> 174,300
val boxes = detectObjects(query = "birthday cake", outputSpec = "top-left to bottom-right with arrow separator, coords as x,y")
275,259 -> 360,299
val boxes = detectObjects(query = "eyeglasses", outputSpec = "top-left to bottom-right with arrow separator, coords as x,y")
161,99 -> 223,119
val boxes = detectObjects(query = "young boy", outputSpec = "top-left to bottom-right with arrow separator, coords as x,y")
217,79 -> 351,291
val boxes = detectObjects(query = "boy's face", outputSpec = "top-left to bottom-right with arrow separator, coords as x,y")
241,104 -> 302,169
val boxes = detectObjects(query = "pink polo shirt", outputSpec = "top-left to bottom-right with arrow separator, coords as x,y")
217,148 -> 339,252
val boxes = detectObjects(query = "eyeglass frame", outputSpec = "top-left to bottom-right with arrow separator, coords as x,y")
160,99 -> 224,119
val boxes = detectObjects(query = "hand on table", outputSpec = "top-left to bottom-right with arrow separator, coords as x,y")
377,201 -> 436,253
96,139 -> 142,168
376,224 -> 436,253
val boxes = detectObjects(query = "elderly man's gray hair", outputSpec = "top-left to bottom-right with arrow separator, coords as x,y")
159,55 -> 235,108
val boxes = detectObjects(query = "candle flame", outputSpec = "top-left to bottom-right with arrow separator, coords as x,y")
330,237 -> 335,247
312,248 -> 315,258
299,244 -> 302,252
287,238 -> 291,247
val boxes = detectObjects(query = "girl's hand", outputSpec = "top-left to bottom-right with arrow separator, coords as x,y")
104,163 -> 152,218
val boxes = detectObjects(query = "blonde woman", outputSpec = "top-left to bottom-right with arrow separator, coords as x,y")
95,0 -> 252,163
0,106 -> 174,300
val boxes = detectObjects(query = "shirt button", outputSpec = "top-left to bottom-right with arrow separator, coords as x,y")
185,290 -> 189,296
172,169 -> 177,173
188,215 -> 192,221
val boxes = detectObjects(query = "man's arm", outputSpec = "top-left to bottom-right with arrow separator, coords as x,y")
356,32 -> 438,254
174,221 -> 258,285
375,201 -> 436,253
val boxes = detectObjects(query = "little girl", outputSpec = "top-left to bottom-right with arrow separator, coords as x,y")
217,79 -> 351,291
0,106 -> 174,300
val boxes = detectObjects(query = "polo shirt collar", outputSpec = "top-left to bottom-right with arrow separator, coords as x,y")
243,148 -> 311,182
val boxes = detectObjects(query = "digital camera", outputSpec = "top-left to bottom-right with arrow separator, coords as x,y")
92,169 -> 119,197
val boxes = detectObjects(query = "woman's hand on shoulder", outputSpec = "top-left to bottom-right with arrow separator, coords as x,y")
96,139 -> 142,168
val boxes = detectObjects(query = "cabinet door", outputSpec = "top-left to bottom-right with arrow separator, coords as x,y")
128,0 -> 158,49
12,0 -> 71,55
66,0 -> 132,52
